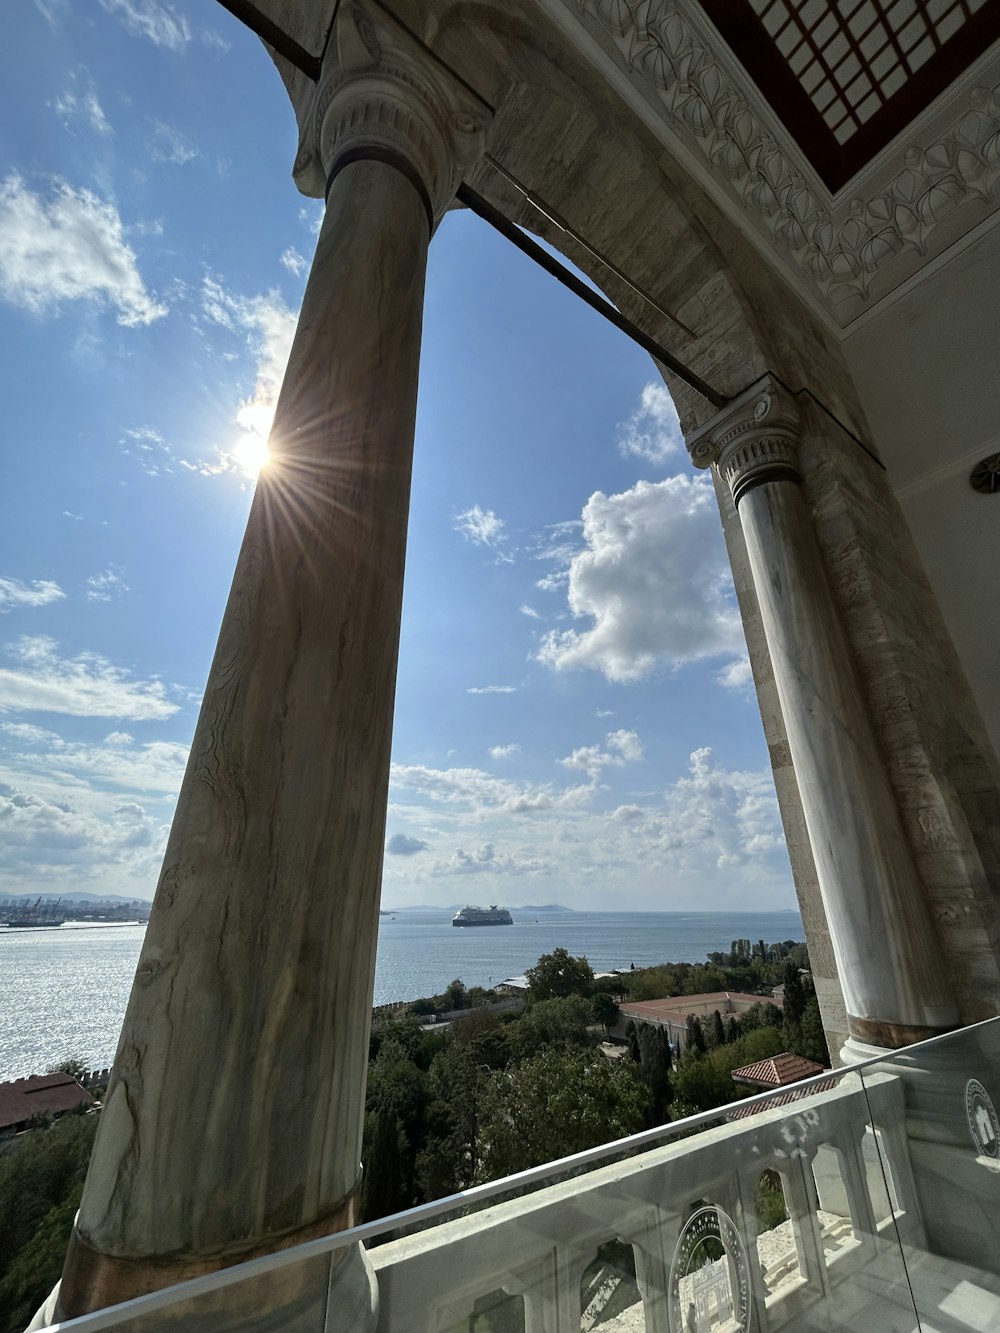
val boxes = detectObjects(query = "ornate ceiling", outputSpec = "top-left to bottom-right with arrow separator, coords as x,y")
220,0 -> 1000,328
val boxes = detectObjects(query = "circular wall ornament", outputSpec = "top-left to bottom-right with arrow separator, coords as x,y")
669,1205 -> 752,1333
965,1078 -> 1000,1169
969,452 -> 1000,494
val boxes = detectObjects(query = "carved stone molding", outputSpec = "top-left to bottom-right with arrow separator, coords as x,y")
568,0 -> 1000,323
293,2 -> 490,225
687,377 -> 801,504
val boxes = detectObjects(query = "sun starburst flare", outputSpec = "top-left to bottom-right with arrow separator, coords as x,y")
231,433 -> 270,479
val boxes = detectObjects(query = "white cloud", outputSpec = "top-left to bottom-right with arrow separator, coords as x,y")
658,747 -> 785,870
382,745 -> 792,909
280,246 -> 307,277
559,728 -> 643,781
607,728 -> 643,762
84,569 -> 129,603
537,476 -> 744,682
466,685 -> 517,695
386,833 -> 429,856
52,71 -> 112,136
34,1 -> 71,25
454,505 -> 507,550
150,120 -> 197,165
0,722 -> 59,745
0,637 -> 179,720
718,655 -> 754,691
0,778 -> 167,891
535,569 -> 568,592
201,28 -> 231,53
432,842 -> 551,876
390,764 -> 589,818
0,173 -> 166,326
2,721 -> 187,798
0,577 -> 65,613
97,0 -> 190,50
25,736 -> 188,794
122,425 -> 173,476
617,382 -> 684,464
200,276 -> 297,448
519,604 -> 540,620
489,743 -> 520,760
299,206 -> 323,237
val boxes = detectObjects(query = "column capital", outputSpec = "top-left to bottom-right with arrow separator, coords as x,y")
292,1 -> 491,227
687,376 -> 801,506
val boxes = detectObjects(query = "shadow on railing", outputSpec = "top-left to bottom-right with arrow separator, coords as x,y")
34,1017 -> 1000,1333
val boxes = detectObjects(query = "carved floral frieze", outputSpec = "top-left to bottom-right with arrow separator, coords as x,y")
573,0 -> 1000,322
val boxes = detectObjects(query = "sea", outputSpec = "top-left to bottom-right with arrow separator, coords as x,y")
0,908 -> 802,1080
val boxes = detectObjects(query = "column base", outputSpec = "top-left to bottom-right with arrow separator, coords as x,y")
28,1242 -> 377,1333
839,1035 -> 896,1066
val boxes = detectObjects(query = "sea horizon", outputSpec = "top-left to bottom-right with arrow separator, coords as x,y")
1,907 -> 803,1079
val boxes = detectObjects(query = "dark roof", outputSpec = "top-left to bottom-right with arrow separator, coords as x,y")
0,1073 -> 94,1131
731,1052 -> 827,1087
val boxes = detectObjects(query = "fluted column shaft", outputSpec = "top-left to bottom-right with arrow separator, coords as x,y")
689,379 -> 956,1050
52,4 -> 489,1324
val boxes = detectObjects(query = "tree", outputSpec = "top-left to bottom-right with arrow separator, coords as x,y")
636,1025 -> 673,1124
47,1057 -> 88,1080
591,991 -> 620,1037
0,1113 -> 98,1333
797,992 -> 830,1066
477,1047 -> 649,1178
686,1014 -> 707,1054
754,1169 -> 788,1232
740,1001 -> 782,1032
711,1010 -> 726,1049
360,1106 -> 408,1222
510,995 -> 594,1060
525,948 -> 594,1001
625,1021 -> 641,1063
782,962 -> 807,1052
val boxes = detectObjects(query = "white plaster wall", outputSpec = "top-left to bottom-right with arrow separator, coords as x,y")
899,470 -> 1000,760
842,224 -> 1000,761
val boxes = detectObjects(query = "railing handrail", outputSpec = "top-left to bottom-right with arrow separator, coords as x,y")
36,1013 -> 1000,1331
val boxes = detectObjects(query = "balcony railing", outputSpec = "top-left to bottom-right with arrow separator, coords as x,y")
35,1016 -> 1000,1333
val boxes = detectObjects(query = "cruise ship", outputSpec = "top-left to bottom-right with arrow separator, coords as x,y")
452,904 -> 513,927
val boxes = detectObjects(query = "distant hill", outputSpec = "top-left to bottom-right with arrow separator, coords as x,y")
0,891 -> 152,907
514,904 -> 573,912
381,903 -> 574,913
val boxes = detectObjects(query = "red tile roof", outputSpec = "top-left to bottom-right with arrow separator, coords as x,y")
0,1073 -> 94,1131
731,1052 -> 826,1087
726,1079 -> 838,1119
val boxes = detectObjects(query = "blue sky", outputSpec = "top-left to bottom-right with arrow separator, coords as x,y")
0,0 -> 797,912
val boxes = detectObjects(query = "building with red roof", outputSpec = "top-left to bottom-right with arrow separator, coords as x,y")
612,991 -> 782,1053
0,1073 -> 94,1136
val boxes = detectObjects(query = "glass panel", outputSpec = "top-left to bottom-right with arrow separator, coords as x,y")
460,1289 -> 526,1333
754,1168 -> 806,1304
57,1028 -> 1000,1331
810,1144 -> 860,1266
859,1018 -> 1000,1333
861,1124 -> 899,1226
580,1240 -> 645,1332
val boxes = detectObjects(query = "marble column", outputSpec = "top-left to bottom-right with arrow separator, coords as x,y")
45,6 -> 490,1329
688,378 -> 956,1056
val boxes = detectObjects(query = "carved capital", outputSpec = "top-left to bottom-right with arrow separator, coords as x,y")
687,377 -> 801,505
292,2 -> 490,226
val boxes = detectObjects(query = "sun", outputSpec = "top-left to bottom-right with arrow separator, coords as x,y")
231,434 -> 271,479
